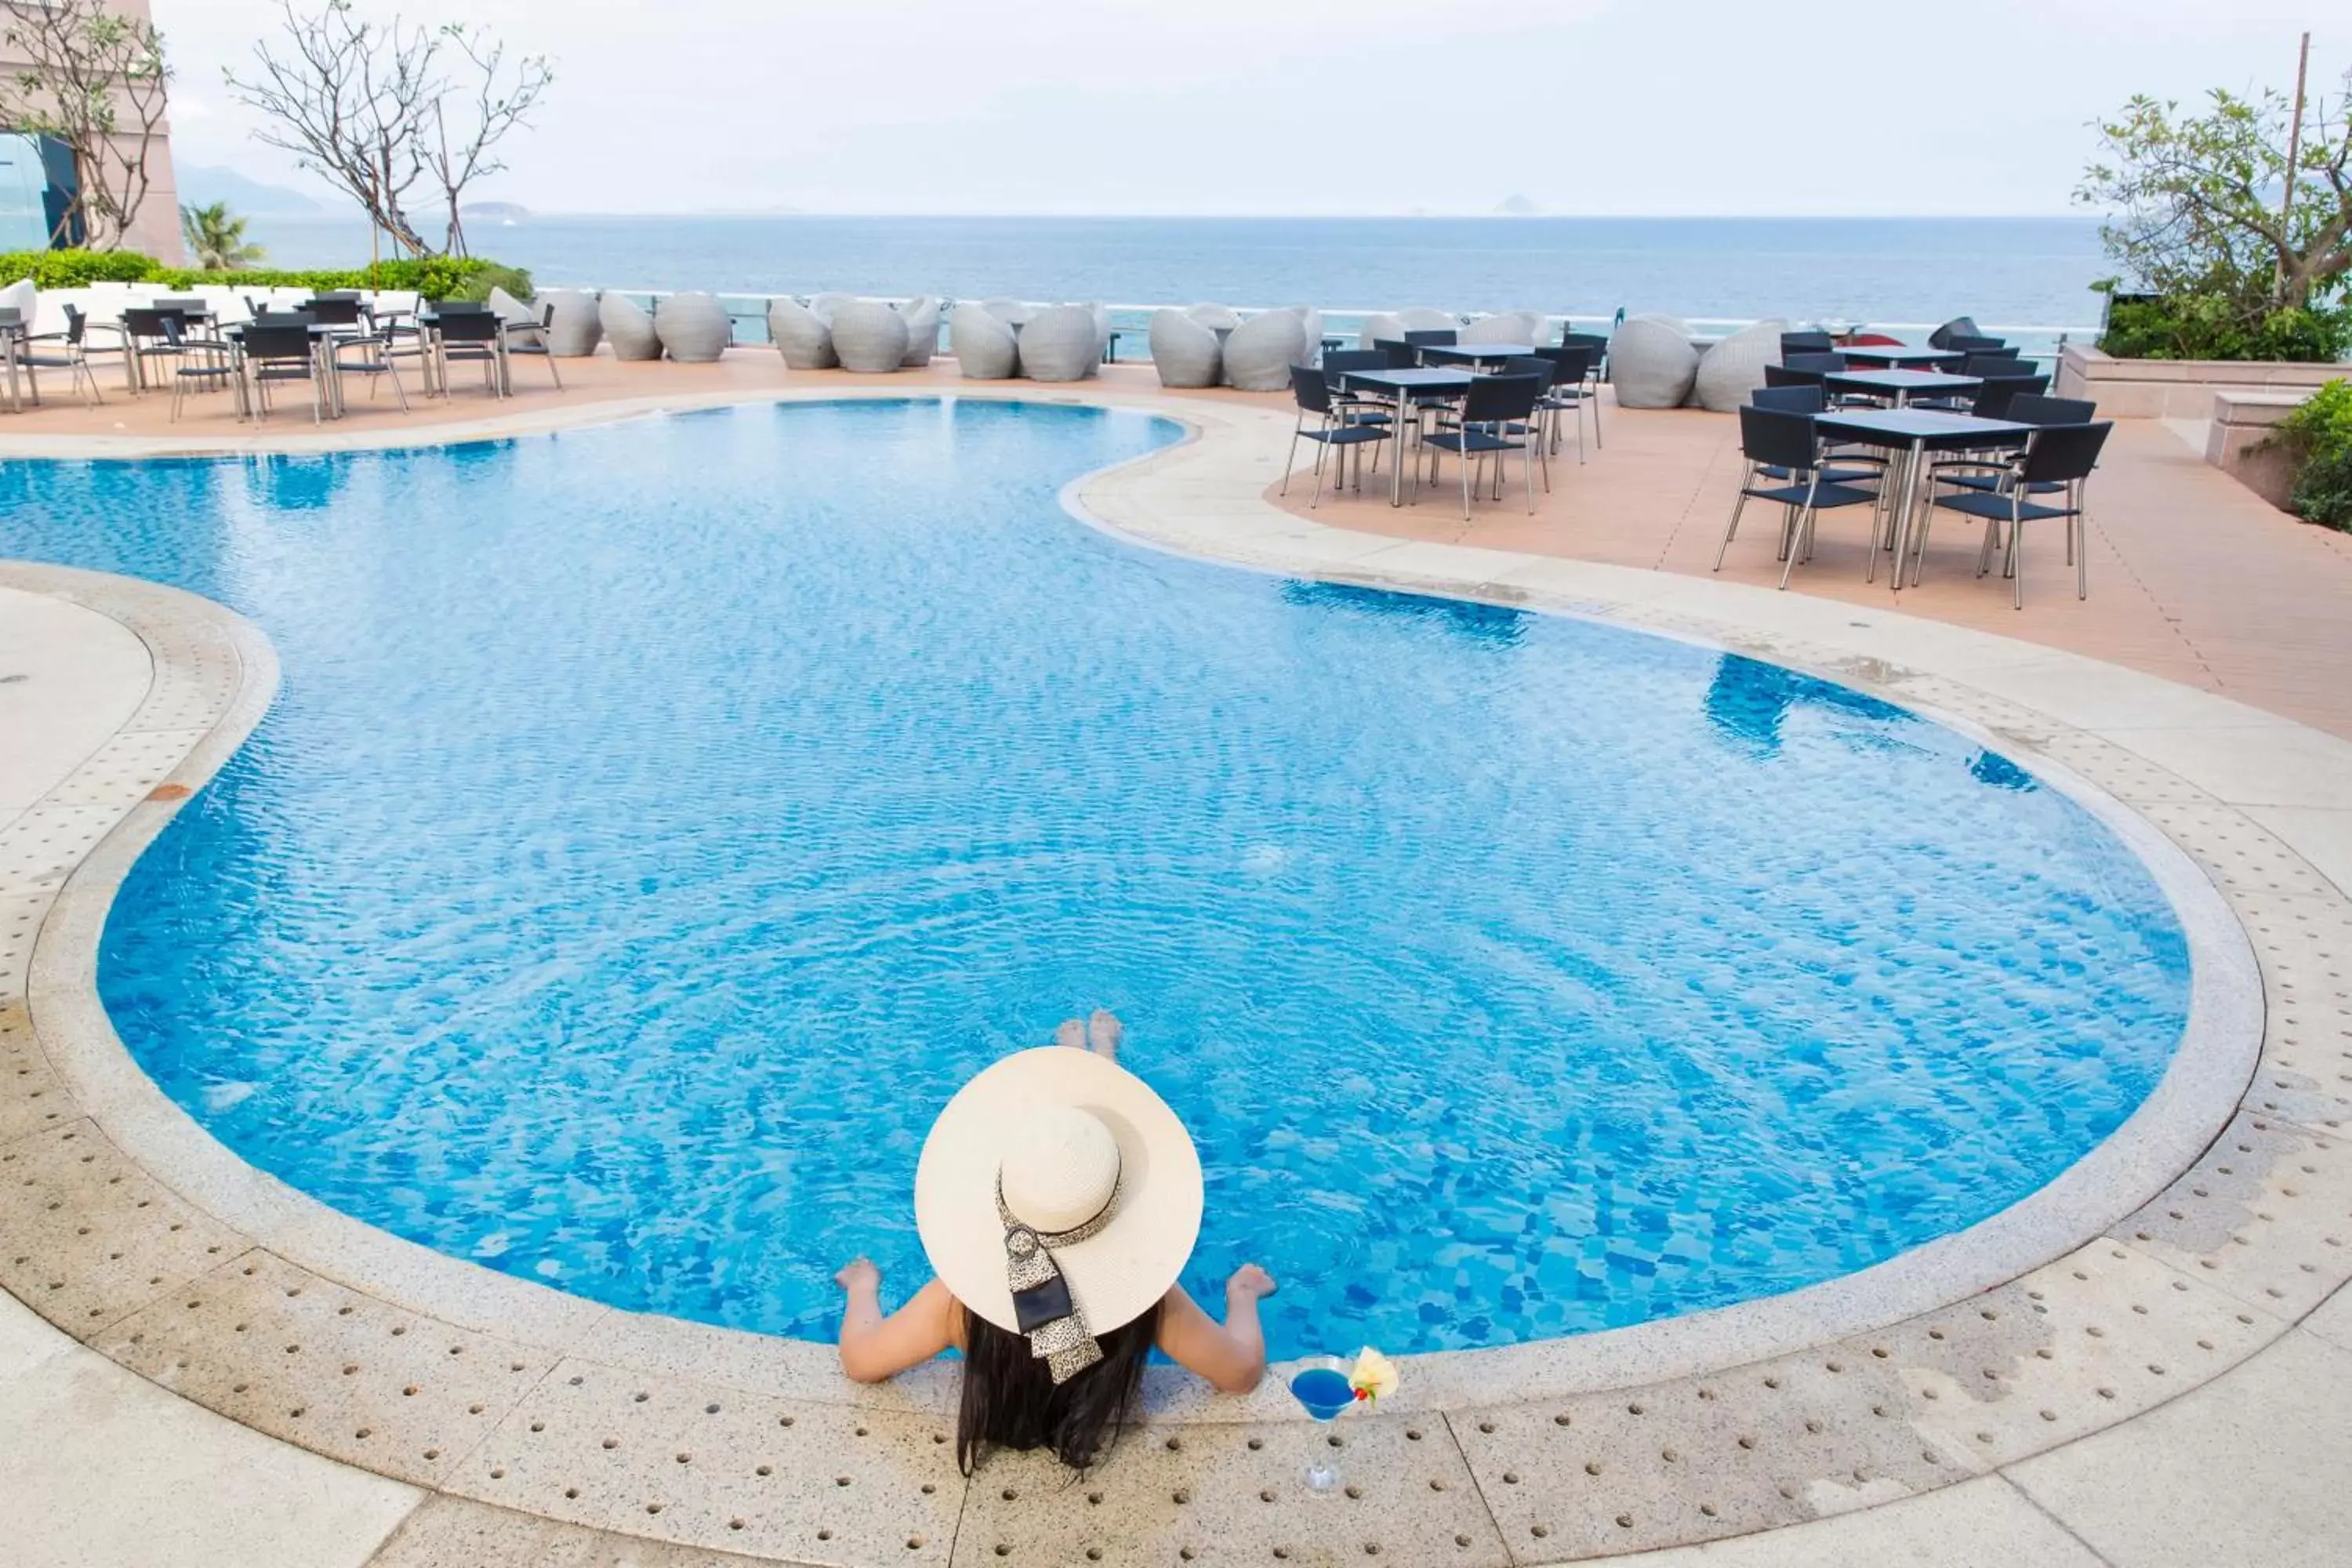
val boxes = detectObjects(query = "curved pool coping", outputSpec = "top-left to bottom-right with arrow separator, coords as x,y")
5,383 -> 2347,1566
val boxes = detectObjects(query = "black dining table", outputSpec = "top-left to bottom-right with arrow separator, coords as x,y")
1417,343 -> 1537,368
1338,367 -> 1474,504
1824,368 -> 1980,408
1814,408 -> 2036,588
1837,344 -> 1967,370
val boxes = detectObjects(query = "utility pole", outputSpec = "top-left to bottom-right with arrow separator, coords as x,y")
2279,31 -> 2311,292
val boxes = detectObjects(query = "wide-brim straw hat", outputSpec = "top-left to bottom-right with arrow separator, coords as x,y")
916,1046 -> 1203,1338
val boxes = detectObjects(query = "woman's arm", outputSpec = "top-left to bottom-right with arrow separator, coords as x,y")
833,1260 -> 958,1383
1156,1265 -> 1277,1394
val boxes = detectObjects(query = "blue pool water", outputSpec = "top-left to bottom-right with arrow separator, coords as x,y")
0,401 -> 2190,1358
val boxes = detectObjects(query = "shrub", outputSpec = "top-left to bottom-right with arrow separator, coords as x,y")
0,248 -> 159,286
0,248 -> 531,302
2267,378 -> 2352,530
2098,288 -> 2352,362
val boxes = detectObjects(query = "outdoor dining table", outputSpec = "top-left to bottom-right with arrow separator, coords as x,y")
1813,408 -> 2036,590
1824,368 -> 1980,408
1837,344 -> 1966,370
1338,366 -> 1474,505
1417,343 -> 1537,368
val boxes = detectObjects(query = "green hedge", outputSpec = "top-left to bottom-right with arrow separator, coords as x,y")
2098,291 -> 2352,363
0,249 -> 531,302
2267,379 -> 2352,531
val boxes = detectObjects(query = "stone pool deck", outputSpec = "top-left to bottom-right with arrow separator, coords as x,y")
3,353 -> 2350,1567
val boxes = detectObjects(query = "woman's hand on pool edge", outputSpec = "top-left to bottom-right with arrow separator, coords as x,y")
834,1257 -> 880,1294
1226,1262 -> 1277,1301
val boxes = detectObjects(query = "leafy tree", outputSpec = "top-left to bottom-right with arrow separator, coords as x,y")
179,201 -> 266,270
0,0 -> 172,249
2078,70 -> 2352,315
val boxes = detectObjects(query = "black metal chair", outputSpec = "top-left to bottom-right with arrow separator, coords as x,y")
1779,330 -> 1836,358
238,323 -> 322,423
1283,365 -> 1391,506
327,306 -> 411,412
1961,351 -> 2027,377
1926,422 -> 2112,605
1750,384 -> 1824,413
1321,350 -> 1394,430
1421,373 -> 1544,520
432,310 -> 506,397
1944,333 -> 2009,354
1402,328 -> 1457,349
1715,405 -> 1883,587
1532,343 -> 1596,462
20,305 -> 108,407
499,301 -> 564,390
1556,331 -> 1609,448
1929,390 -> 2089,507
119,307 -> 186,392
299,297 -> 365,332
1370,338 -> 1418,369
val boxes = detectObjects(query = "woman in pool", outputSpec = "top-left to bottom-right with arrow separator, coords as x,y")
834,1010 -> 1277,1473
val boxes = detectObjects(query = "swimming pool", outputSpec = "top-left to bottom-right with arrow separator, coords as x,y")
0,399 -> 2191,1359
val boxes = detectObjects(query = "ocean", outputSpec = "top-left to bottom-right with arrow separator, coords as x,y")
247,214 -> 2111,331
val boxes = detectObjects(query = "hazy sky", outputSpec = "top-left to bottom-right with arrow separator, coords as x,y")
155,0 -> 2339,217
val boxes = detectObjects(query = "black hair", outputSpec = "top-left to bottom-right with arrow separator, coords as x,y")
956,1299 -> 1160,1474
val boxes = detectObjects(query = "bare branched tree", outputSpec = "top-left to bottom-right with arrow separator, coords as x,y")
421,25 -> 551,257
224,1 -> 552,260
0,0 -> 172,249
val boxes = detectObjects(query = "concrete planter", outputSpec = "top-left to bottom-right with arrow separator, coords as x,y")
2204,390 -> 2311,513
2055,343 -> 2349,419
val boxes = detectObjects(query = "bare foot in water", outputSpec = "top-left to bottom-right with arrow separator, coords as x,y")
1086,1009 -> 1123,1062
1054,1018 -> 1087,1051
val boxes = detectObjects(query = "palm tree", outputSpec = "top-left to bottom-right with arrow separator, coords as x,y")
180,202 -> 267,270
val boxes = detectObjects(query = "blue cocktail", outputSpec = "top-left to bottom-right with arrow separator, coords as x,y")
1288,1356 -> 1356,1491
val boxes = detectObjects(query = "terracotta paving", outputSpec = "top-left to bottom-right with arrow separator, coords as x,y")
10,347 -> 2350,739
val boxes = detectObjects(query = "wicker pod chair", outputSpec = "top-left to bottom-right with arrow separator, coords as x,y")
1462,309 -> 1548,345
653,292 -> 731,362
1396,307 -> 1457,334
1221,308 -> 1308,392
896,296 -> 941,367
1185,302 -> 1243,332
1356,311 -> 1407,350
1291,307 -> 1324,367
830,299 -> 911,372
1018,305 -> 1101,382
599,292 -> 662,361
950,304 -> 1020,379
1149,308 -> 1222,388
981,297 -> 1035,327
1608,314 -> 1701,408
1693,318 -> 1788,412
768,299 -> 837,369
539,289 -> 604,357
808,292 -> 857,325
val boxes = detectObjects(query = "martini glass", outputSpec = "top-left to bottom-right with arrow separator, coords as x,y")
1287,1356 -> 1356,1493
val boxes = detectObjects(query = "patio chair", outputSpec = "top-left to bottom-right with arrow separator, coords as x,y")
238,323 -> 322,423
1403,328 -> 1457,349
1555,331 -> 1609,446
1924,421 -> 2112,605
20,305 -> 108,407
1221,308 -> 1308,391
434,310 -> 508,397
654,292 -> 731,362
1694,319 -> 1788,412
332,307 -> 413,410
1461,310 -> 1546,346
1422,372 -> 1545,520
1944,333 -> 2009,354
768,299 -> 837,369
1607,316 -> 1699,408
1926,391 -> 2089,504
121,307 -> 197,393
1715,405 -> 1882,586
598,292 -> 661,361
1534,343 -> 1595,460
540,291 -> 603,357
1779,330 -> 1836,358
1013,304 -> 1096,382
831,299 -> 913,373
1283,365 -> 1390,505
953,304 -> 1022,379
498,300 -> 564,389
896,296 -> 941,367
1926,316 -> 1984,349
1145,308 -> 1217,388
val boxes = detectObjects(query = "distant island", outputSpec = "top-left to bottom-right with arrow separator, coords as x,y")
176,163 -> 331,217
1494,194 -> 1543,216
461,201 -> 531,223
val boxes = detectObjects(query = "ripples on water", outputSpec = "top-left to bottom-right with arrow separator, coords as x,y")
0,400 -> 2187,1356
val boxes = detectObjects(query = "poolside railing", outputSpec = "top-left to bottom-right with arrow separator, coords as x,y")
557,287 -> 2096,371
